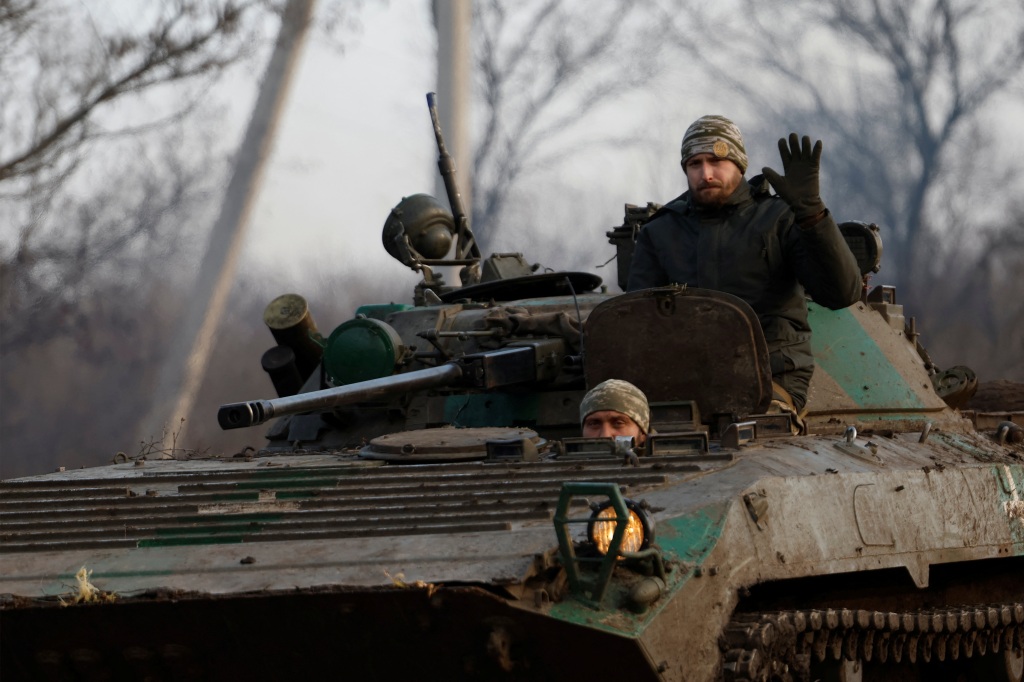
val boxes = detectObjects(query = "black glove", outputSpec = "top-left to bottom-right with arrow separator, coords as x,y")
762,133 -> 827,222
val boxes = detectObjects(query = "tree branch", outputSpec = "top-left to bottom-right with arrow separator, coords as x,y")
0,1 -> 257,182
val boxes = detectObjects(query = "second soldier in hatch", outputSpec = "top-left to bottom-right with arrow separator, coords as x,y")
580,379 -> 650,447
627,115 -> 861,414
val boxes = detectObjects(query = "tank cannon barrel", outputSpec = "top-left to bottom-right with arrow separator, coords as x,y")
218,345 -> 542,430
218,363 -> 463,430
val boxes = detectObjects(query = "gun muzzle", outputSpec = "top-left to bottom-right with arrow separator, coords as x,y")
218,400 -> 275,430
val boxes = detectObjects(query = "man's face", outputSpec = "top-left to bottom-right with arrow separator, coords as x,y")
582,410 -> 646,445
683,153 -> 743,207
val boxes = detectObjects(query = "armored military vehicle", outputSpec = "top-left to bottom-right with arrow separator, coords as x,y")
1,94 -> 1022,681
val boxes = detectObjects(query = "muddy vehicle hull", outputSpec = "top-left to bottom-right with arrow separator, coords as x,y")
2,428 -> 1022,680
3,290 -> 1023,681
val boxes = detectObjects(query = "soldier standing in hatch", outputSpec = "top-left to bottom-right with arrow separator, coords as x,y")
580,379 -> 650,447
627,115 -> 861,416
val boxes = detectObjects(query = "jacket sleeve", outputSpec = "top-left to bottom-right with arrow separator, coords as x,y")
786,210 -> 862,310
626,224 -> 669,291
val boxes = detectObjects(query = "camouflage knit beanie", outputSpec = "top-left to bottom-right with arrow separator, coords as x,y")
579,379 -> 650,434
680,115 -> 748,174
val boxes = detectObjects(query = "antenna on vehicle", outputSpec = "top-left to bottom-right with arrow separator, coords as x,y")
427,92 -> 481,285
565,275 -> 586,364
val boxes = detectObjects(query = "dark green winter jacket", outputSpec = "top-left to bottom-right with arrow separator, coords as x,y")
626,175 -> 861,410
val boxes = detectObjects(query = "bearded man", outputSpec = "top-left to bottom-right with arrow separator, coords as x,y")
627,115 -> 861,413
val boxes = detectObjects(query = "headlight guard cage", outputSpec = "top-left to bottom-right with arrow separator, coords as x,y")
553,482 -> 663,608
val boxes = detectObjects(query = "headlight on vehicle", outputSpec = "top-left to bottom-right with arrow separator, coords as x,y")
588,499 -> 654,556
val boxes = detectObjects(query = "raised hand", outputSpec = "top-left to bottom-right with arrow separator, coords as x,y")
762,133 -> 827,222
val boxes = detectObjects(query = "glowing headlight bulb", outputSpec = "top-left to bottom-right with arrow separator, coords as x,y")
588,500 -> 653,556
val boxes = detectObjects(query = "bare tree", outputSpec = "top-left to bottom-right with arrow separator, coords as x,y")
810,0 -> 1024,292
0,0 -> 365,478
0,0 -> 286,344
923,203 -> 1024,380
0,0 -> 273,185
0,124 -> 231,479
470,0 -> 678,241
0,127 -> 221,350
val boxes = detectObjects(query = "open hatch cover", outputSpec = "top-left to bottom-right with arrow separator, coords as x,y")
584,287 -> 772,419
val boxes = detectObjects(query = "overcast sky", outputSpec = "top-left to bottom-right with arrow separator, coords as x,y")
244,7 -> 427,250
